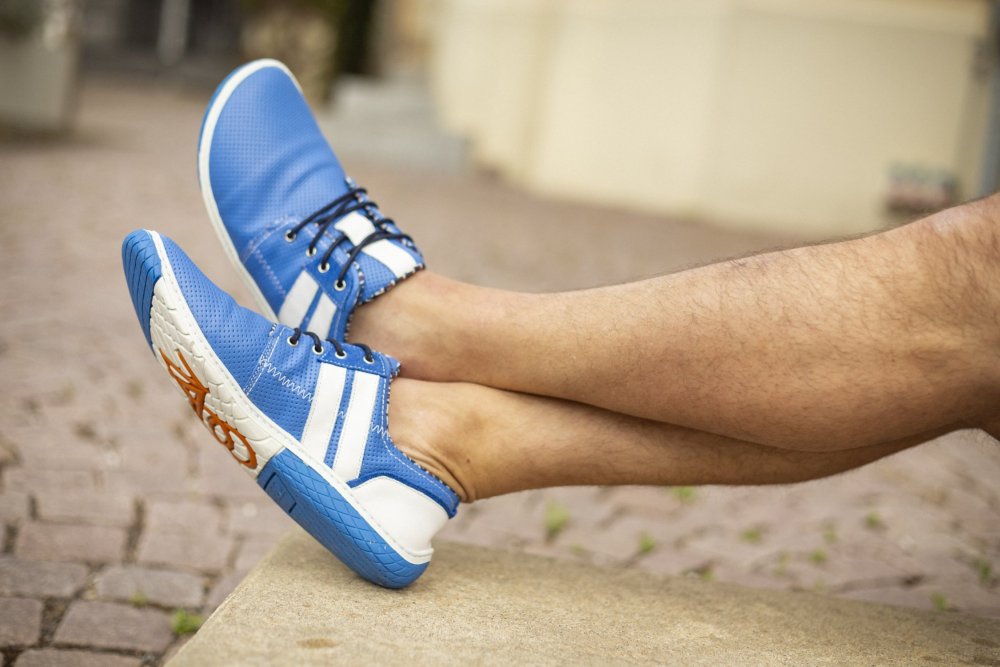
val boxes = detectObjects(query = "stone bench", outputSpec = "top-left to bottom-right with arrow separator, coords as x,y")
170,528 -> 1000,665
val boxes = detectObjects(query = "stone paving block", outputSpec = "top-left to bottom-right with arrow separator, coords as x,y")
0,490 -> 30,521
145,499 -> 223,536
137,530 -> 232,573
104,468 -> 194,499
605,486 -> 685,519
15,649 -> 142,667
457,492 -> 547,545
3,469 -> 97,495
785,553 -> 919,592
0,597 -> 43,646
0,558 -> 88,598
194,448 -> 265,501
16,523 -> 126,564
54,601 -> 173,653
632,544 -> 717,577
35,491 -> 135,527
536,486 -> 617,528
876,581 -> 1000,617
233,538 -> 277,574
15,432 -> 112,472
556,515 -> 677,564
95,565 -> 205,608
678,528 -> 785,568
116,428 -> 188,472
223,499 -> 292,539
441,524 -> 505,549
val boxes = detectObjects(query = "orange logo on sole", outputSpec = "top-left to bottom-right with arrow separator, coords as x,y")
159,348 -> 258,469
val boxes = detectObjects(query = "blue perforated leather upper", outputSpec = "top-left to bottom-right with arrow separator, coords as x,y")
200,60 -> 424,341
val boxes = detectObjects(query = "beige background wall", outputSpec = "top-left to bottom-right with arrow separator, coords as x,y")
425,0 -> 993,236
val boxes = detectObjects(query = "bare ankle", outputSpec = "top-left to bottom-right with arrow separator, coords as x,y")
387,378 -> 479,503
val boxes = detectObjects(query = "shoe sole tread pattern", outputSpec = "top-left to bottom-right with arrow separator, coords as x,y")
122,230 -> 427,588
122,232 -> 162,348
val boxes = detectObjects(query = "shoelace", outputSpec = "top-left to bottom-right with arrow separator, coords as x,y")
285,186 -> 413,289
287,327 -> 375,364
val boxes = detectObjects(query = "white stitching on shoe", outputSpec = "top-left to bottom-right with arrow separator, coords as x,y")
243,326 -> 280,397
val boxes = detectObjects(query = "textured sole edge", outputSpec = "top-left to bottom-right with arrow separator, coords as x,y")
259,451 -> 428,588
122,231 -> 162,348
132,230 -> 431,588
197,59 -> 295,322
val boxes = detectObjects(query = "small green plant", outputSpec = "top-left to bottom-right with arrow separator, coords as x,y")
974,558 -> 993,586
544,502 -> 570,539
741,527 -> 763,544
638,533 -> 656,555
822,525 -> 838,545
570,543 -> 586,556
809,549 -> 828,565
129,591 -> 148,608
170,610 -> 204,636
671,487 -> 696,504
930,593 -> 950,612
699,566 -> 715,582
864,511 -> 884,530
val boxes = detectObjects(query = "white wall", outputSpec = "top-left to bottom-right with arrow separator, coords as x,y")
428,0 -> 993,236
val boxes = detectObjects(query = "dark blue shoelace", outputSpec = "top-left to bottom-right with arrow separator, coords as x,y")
287,327 -> 374,364
286,186 -> 414,287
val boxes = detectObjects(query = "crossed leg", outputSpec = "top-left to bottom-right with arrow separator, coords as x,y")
353,194 -> 1000,500
387,378 -> 953,502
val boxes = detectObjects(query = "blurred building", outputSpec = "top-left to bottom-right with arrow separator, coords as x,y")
3,0 -> 998,237
423,0 -> 1000,235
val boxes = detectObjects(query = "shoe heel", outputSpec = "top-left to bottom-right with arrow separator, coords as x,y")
121,230 -> 162,348
258,449 -> 428,589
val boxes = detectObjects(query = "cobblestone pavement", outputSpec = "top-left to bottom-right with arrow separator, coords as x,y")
1,77 -> 998,664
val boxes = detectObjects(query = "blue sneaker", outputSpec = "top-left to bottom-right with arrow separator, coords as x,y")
197,59 -> 423,342
122,229 -> 458,588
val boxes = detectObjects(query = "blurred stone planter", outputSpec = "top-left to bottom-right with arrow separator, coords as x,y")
241,2 -> 339,104
0,0 -> 81,132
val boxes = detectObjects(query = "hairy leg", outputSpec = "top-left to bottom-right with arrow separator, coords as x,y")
357,196 -> 1000,451
388,378 -> 953,502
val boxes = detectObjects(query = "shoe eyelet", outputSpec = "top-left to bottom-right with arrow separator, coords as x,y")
306,246 -> 316,257
334,279 -> 347,291
363,355 -> 375,365
286,336 -> 298,347
284,230 -> 296,242
312,345 -> 324,355
335,350 -> 347,359
318,262 -> 330,273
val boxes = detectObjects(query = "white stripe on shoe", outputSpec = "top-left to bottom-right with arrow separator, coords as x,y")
305,293 -> 337,339
331,370 -> 380,481
335,211 -> 418,279
299,362 -> 348,464
278,271 -> 319,327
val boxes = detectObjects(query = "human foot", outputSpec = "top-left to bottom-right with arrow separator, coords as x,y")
122,229 -> 458,588
198,59 -> 424,342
